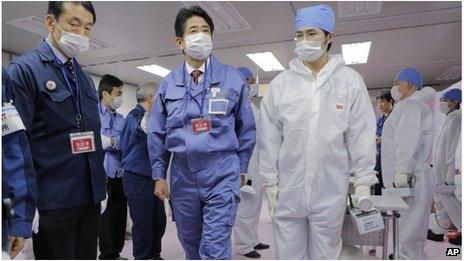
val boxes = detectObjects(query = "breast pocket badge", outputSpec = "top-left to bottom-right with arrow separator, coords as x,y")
208,98 -> 229,115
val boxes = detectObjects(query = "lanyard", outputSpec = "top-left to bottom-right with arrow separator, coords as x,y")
183,60 -> 210,118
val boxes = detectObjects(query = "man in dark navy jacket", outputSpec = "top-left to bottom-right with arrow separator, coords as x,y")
7,1 -> 106,259
120,82 -> 166,260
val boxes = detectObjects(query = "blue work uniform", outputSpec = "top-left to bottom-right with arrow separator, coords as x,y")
147,54 -> 256,259
99,102 -> 124,178
374,112 -> 390,195
120,104 -> 166,259
97,102 -> 126,259
2,68 -> 37,250
7,39 -> 106,211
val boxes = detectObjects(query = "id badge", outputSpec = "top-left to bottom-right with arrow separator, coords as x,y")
208,98 -> 228,115
2,103 -> 26,136
191,117 -> 211,133
70,131 -> 96,154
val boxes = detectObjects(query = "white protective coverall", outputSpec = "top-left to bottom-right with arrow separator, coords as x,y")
234,102 -> 265,254
455,136 -> 461,202
259,55 -> 377,259
381,87 -> 435,259
433,109 -> 461,230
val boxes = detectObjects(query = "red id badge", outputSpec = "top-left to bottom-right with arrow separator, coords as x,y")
69,131 -> 96,154
191,117 -> 212,133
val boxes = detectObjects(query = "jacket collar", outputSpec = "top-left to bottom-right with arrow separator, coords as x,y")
174,54 -> 222,87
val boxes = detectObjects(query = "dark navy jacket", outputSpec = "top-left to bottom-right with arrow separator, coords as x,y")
2,68 -> 37,249
120,104 -> 151,177
7,40 -> 106,211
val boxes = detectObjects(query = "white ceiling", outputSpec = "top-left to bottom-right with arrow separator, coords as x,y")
2,1 -> 462,92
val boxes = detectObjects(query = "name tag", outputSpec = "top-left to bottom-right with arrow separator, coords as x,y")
191,117 -> 211,133
209,98 -> 228,115
350,208 -> 384,234
2,103 -> 26,136
70,131 -> 96,154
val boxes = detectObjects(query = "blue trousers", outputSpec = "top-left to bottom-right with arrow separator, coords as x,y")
122,171 -> 166,259
170,152 -> 241,260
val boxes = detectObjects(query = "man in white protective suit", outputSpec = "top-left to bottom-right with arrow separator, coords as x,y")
233,67 -> 270,259
429,88 -> 461,244
258,4 -> 378,259
382,67 -> 435,259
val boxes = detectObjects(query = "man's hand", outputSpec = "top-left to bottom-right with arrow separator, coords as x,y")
240,175 -> 247,188
154,179 -> 170,201
375,136 -> 382,145
265,184 -> 279,216
7,236 -> 25,259
394,172 -> 409,188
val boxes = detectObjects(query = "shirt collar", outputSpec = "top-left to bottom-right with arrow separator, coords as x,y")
99,102 -> 115,115
45,38 -> 71,64
185,57 -> 210,75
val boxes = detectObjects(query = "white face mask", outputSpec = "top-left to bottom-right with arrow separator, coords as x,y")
111,96 -> 123,110
184,33 -> 213,60
390,85 -> 402,101
54,19 -> 90,57
439,101 -> 450,114
294,40 -> 325,62
249,84 -> 259,98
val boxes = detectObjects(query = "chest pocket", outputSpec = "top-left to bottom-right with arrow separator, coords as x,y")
164,86 -> 186,128
207,87 -> 239,127
319,80 -> 351,132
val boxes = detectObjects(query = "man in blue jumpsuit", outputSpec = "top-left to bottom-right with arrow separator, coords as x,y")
97,74 -> 127,260
7,2 -> 106,259
2,68 -> 37,259
120,82 -> 166,260
373,90 -> 394,195
148,5 -> 256,260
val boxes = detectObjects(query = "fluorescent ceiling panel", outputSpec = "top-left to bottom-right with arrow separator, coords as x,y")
246,52 -> 285,72
136,64 -> 171,77
342,41 -> 371,65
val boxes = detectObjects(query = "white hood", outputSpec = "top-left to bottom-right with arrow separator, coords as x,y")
289,54 -> 346,86
408,86 -> 436,102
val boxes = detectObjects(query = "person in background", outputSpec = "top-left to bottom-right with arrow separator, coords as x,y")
373,90 -> 394,195
381,68 -> 435,259
428,88 -> 461,245
2,68 -> 37,259
8,2 -> 106,259
234,67 -> 270,259
97,74 -> 127,260
120,82 -> 166,260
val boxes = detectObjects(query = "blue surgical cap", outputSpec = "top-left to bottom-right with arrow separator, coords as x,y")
295,4 -> 335,33
238,67 -> 253,81
442,88 -> 462,103
395,68 -> 423,90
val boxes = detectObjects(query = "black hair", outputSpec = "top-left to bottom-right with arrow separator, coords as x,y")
376,90 -> 394,103
48,1 -> 96,24
322,30 -> 332,52
98,74 -> 123,101
175,5 -> 214,38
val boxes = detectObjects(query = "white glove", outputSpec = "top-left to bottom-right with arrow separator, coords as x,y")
352,185 -> 373,211
394,172 -> 409,188
265,184 -> 278,216
100,193 -> 108,214
32,209 -> 39,234
101,134 -> 112,149
445,166 -> 456,185
455,174 -> 461,201
140,113 -> 149,133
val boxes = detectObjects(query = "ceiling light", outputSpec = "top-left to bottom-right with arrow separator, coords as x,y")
136,64 -> 171,77
246,52 -> 285,72
342,41 -> 371,65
